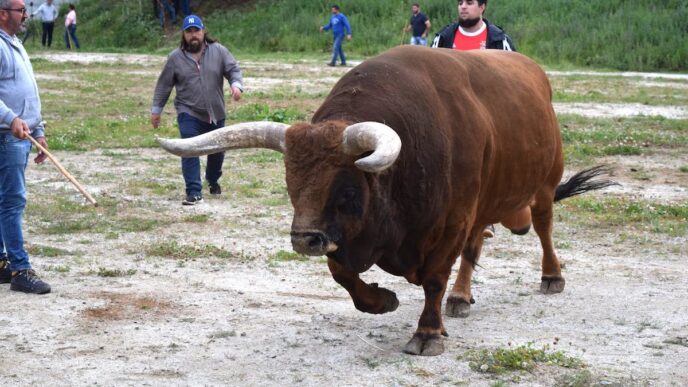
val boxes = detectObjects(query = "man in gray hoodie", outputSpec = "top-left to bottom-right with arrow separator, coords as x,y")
0,0 -> 51,294
152,14 -> 243,205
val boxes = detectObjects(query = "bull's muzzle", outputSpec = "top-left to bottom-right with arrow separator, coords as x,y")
290,231 -> 338,256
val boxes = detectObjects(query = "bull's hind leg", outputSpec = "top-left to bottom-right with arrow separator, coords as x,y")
327,258 -> 399,314
531,191 -> 565,294
445,231 -> 484,318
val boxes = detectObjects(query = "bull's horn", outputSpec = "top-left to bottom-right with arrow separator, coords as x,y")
157,121 -> 289,157
341,122 -> 401,173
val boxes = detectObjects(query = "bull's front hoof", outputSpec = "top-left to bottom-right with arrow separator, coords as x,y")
445,295 -> 474,318
403,333 -> 444,356
353,283 -> 399,314
540,276 -> 566,294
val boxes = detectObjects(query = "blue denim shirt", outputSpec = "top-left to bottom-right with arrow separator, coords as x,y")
0,29 -> 45,138
323,13 -> 352,37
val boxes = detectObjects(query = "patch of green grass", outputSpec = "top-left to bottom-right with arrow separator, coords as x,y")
243,150 -> 284,164
560,197 -> 688,237
27,195 -> 173,235
680,165 -> 688,173
463,344 -> 585,374
45,264 -> 71,273
232,103 -> 305,123
558,116 -> 688,163
144,241 -> 234,260
182,214 -> 211,223
125,179 -> 178,196
237,179 -> 269,198
270,250 -> 309,263
96,267 -> 137,277
25,244 -> 73,257
261,196 -> 290,207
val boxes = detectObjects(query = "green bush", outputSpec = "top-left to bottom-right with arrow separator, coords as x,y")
29,0 -> 688,71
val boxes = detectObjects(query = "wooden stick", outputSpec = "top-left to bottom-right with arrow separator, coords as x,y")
27,135 -> 98,207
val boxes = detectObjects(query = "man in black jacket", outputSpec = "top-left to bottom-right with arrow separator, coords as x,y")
431,0 -> 515,51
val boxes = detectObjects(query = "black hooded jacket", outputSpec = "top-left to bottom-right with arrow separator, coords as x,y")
431,18 -> 516,51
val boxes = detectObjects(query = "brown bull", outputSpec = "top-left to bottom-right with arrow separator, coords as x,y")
158,46 -> 613,356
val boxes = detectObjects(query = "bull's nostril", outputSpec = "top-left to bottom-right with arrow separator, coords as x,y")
292,231 -> 329,254
306,233 -> 326,249
307,236 -> 322,248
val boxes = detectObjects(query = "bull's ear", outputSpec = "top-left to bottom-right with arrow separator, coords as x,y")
341,122 -> 401,173
157,121 -> 289,157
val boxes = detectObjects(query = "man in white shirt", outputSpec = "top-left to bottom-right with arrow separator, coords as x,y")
31,0 -> 57,47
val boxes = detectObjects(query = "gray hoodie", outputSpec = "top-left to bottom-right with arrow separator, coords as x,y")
152,42 -> 243,125
0,29 -> 45,138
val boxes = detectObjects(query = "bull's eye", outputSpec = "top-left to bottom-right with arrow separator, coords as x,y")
338,188 -> 357,204
336,187 -> 361,214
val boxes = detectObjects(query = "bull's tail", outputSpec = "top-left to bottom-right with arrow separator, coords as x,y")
554,165 -> 618,202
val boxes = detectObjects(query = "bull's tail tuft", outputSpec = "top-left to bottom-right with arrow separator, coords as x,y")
554,165 -> 618,202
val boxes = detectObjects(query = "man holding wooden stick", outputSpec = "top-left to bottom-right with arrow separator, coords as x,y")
0,0 -> 51,294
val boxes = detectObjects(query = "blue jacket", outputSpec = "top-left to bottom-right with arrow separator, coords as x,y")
0,30 -> 44,138
323,13 -> 352,36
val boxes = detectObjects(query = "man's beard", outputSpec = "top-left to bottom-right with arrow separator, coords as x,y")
185,39 -> 203,53
459,17 -> 481,28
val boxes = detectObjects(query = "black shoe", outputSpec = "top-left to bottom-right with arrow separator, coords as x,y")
327,63 -> 335,67
182,194 -> 204,205
0,257 -> 11,284
10,269 -> 51,294
340,63 -> 347,66
209,183 -> 221,195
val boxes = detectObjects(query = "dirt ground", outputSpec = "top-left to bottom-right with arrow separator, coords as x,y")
0,53 -> 686,386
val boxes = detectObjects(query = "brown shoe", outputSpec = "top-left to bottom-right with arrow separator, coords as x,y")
482,224 -> 495,239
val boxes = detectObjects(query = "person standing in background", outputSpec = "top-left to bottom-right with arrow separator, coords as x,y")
405,3 -> 431,46
31,0 -> 57,48
63,3 -> 79,50
432,0 -> 515,51
0,0 -> 52,294
151,15 -> 244,205
319,5 -> 352,67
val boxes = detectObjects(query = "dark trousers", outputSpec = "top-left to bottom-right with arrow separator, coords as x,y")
177,113 -> 225,196
41,22 -> 54,47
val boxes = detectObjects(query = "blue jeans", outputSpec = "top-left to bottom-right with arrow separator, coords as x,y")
159,0 -> 176,26
331,34 -> 346,65
409,36 -> 427,46
180,0 -> 191,16
0,134 -> 32,271
177,113 -> 225,196
64,24 -> 80,49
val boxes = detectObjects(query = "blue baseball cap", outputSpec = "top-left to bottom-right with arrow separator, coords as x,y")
182,15 -> 204,31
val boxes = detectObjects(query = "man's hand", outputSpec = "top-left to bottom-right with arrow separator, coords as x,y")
34,136 -> 48,164
10,117 -> 29,139
151,113 -> 161,129
346,34 -> 352,41
319,26 -> 324,32
231,86 -> 242,102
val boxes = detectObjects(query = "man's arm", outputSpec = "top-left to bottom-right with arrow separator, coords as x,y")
342,15 -> 352,35
31,4 -> 42,17
222,48 -> 244,102
150,56 -> 176,128
424,18 -> 431,38
321,17 -> 332,32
